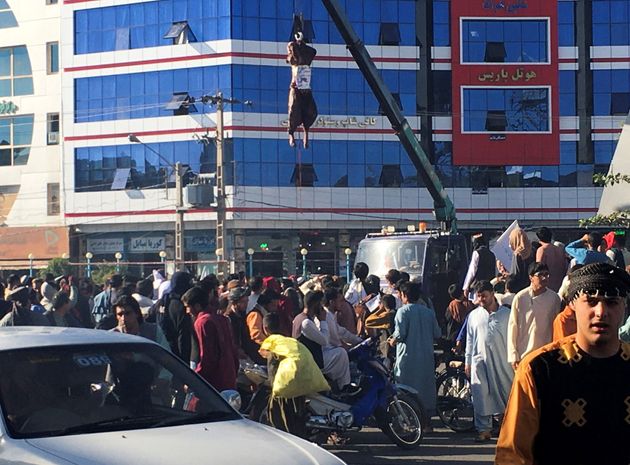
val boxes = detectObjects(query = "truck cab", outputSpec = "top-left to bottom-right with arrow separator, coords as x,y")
355,230 -> 469,326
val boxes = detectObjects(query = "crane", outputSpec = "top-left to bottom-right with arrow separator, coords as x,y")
320,0 -> 458,233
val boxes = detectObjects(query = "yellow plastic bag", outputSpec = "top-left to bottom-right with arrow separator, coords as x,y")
260,334 -> 330,398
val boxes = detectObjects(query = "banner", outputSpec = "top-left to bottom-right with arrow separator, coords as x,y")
185,234 -> 216,252
129,236 -> 165,253
0,227 -> 69,259
491,220 -> 519,271
87,238 -> 124,254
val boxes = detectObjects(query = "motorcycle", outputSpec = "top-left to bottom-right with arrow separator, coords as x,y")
243,337 -> 426,449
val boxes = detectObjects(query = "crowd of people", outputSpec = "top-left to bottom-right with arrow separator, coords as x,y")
446,226 -> 630,464
0,225 -> 629,463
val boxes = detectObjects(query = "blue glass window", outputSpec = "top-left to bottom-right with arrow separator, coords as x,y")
0,46 -> 33,97
432,0 -> 450,46
560,141 -> 577,165
559,71 -> 576,116
0,0 -> 17,29
593,70 -> 630,115
47,42 -> 59,74
593,0 -> 630,45
74,0 -> 232,55
98,138 -> 429,189
462,19 -> 548,63
75,140 -> 214,192
594,140 -> 616,165
463,88 -> 550,132
558,1 -> 575,46
74,0 -> 420,54
0,114 -> 34,166
74,64 -> 413,123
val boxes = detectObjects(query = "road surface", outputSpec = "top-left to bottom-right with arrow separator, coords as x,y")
326,425 -> 496,465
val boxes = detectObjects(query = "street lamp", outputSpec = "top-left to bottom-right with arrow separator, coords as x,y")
27,253 -> 34,277
300,248 -> 308,278
344,248 -> 352,282
159,250 -> 167,265
129,134 -> 186,271
115,252 -> 123,273
247,248 -> 255,277
85,252 -> 93,278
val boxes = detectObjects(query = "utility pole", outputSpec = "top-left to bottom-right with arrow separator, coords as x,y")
201,92 -> 250,279
128,134 -> 187,271
175,161 -> 185,270
215,94 -> 227,278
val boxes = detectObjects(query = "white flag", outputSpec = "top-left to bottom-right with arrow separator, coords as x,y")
491,220 -> 519,272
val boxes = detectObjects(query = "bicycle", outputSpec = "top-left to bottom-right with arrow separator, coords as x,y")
435,348 -> 474,432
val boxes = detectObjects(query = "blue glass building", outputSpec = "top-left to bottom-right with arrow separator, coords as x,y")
61,0 -> 628,275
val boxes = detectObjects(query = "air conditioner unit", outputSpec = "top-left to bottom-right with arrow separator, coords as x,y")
47,132 -> 59,145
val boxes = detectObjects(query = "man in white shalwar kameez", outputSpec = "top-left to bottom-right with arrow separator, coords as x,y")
465,280 -> 513,442
344,262 -> 369,306
294,290 -> 352,390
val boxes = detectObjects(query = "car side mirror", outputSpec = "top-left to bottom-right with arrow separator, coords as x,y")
220,390 -> 241,411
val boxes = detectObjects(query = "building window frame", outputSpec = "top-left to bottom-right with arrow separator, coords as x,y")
47,112 -> 60,145
461,86 -> 552,134
379,164 -> 404,187
163,21 -> 197,45
47,183 -> 60,216
0,0 -> 16,29
290,163 -> 317,187
0,114 -> 34,166
46,41 -> 59,74
611,92 -> 630,116
379,23 -> 401,46
0,46 -> 33,97
459,17 -> 551,65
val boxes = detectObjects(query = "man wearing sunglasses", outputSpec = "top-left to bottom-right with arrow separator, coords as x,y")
507,262 -> 561,371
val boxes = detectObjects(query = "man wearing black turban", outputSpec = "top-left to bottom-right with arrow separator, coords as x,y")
496,263 -> 630,465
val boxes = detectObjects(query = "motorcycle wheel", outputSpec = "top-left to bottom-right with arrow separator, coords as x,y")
248,390 -> 271,425
376,393 -> 425,449
436,371 -> 474,432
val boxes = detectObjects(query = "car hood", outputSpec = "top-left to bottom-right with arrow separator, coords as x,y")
25,419 -> 345,465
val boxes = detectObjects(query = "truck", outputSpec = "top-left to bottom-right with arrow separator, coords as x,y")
319,0 -> 470,318
354,228 -> 469,325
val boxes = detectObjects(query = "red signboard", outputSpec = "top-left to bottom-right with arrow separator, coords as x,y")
451,0 -> 559,166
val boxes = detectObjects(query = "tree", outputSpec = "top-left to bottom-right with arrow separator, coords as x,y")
41,257 -> 72,278
90,262 -> 127,287
579,173 -> 630,228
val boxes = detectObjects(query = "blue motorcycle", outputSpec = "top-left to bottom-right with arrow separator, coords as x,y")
244,337 -> 426,449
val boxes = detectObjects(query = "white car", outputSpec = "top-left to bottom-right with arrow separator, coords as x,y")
0,327 -> 346,465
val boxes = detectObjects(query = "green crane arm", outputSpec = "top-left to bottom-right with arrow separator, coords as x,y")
320,0 -> 457,232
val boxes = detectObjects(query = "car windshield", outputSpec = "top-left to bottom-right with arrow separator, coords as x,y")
0,343 -> 240,439
355,239 -> 426,278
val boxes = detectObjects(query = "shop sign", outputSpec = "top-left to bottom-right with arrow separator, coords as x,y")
0,227 -> 69,260
0,101 -> 18,115
185,234 -> 216,252
477,68 -> 537,83
281,116 -> 377,128
87,238 -> 124,254
482,0 -> 528,13
129,236 -> 165,253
